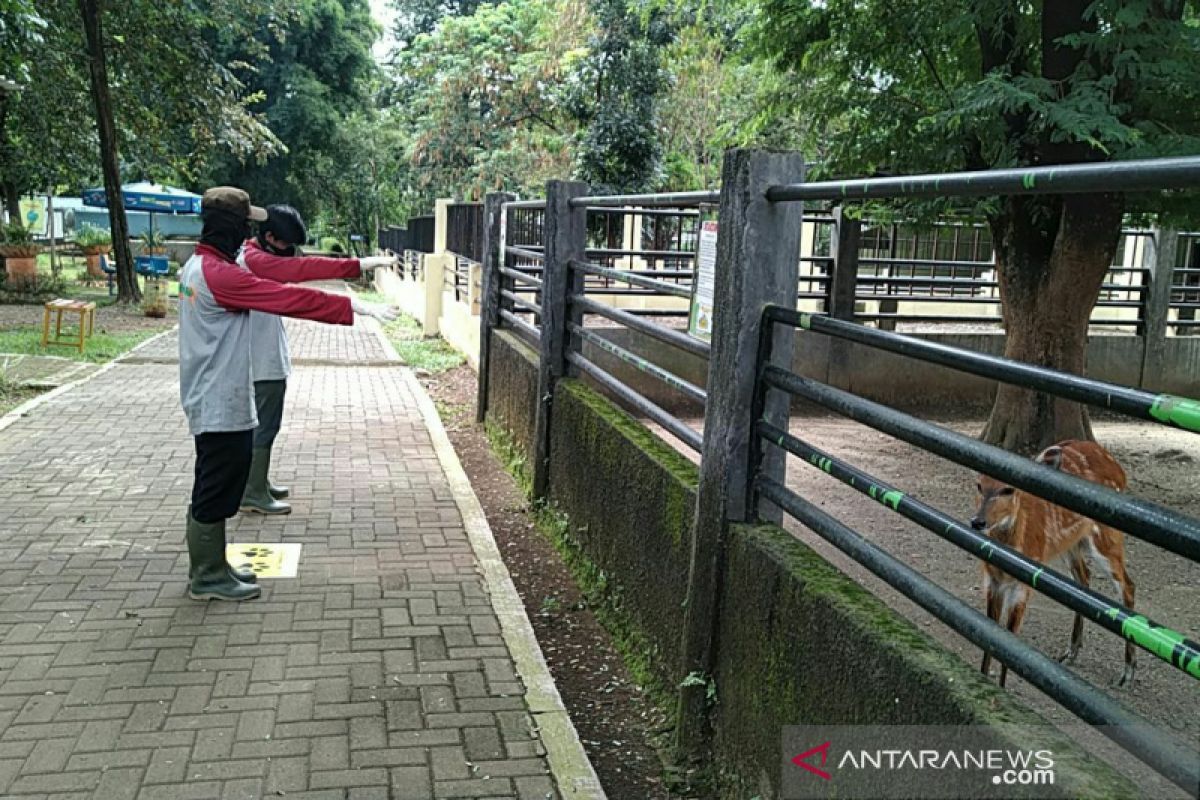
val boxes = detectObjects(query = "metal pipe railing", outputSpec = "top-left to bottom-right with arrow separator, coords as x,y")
498,266 -> 543,290
567,352 -> 703,452
500,290 -> 541,317
762,365 -> 1200,561
505,245 -> 545,262
755,476 -> 1200,796
769,307 -> 1200,433
567,322 -> 706,405
572,296 -> 711,360
767,156 -> 1200,203
757,419 -> 1200,681
571,259 -> 692,299
571,190 -> 720,208
499,309 -> 540,342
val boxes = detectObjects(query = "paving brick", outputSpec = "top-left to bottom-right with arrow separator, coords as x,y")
431,745 -> 471,780
464,727 -> 505,761
220,778 -> 262,800
234,709 -> 273,742
265,756 -> 307,794
435,777 -> 516,798
389,765 -> 433,800
7,770 -> 100,794
0,327 -> 574,800
94,767 -> 143,800
349,716 -> 387,750
515,775 -> 558,800
21,736 -> 76,774
309,768 -> 389,789
310,736 -> 349,771
351,747 -> 427,768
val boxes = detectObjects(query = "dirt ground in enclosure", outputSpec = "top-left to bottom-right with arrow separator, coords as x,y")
419,366 -> 683,799
648,412 -> 1200,798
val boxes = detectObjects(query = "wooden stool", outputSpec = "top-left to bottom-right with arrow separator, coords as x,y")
41,299 -> 97,354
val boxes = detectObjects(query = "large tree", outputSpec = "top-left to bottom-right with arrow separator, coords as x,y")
0,0 -> 50,218
388,0 -> 586,208
11,0 -> 284,302
756,0 -> 1200,453
569,0 -> 671,193
205,0 -> 378,221
389,0 -> 484,48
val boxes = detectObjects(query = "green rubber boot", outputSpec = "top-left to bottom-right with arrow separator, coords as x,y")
186,507 -> 256,584
268,481 -> 289,500
240,447 -> 292,515
187,514 -> 260,602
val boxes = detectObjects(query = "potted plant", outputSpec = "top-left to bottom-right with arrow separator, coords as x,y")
139,228 -> 167,256
75,224 -> 112,277
0,222 -> 41,288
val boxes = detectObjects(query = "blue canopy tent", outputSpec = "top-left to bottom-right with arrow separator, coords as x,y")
82,182 -> 202,277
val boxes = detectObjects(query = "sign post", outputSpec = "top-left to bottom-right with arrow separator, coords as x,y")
688,214 -> 719,341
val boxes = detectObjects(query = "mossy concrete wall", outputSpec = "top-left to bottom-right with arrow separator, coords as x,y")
713,523 -> 1137,800
485,330 -> 539,457
547,379 -> 698,694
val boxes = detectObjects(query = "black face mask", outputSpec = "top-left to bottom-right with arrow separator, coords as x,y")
257,231 -> 296,257
200,208 -> 252,259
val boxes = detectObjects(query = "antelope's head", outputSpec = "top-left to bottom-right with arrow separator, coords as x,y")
971,474 -> 1017,535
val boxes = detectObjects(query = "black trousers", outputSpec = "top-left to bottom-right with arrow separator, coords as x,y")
253,379 -> 287,449
192,430 -> 253,523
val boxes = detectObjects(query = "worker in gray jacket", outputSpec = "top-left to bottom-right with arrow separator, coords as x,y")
179,187 -> 398,602
237,205 -> 398,515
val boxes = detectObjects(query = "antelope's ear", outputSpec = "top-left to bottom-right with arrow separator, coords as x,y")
1037,446 -> 1064,470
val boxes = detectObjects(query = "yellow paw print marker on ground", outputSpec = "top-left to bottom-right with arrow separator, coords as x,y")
225,543 -> 301,578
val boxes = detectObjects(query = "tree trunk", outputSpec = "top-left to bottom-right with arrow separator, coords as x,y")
0,181 -> 17,223
0,92 -> 20,222
78,0 -> 140,303
981,194 -> 1125,454
47,187 -> 59,277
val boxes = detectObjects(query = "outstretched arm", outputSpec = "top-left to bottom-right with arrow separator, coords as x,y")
242,245 -> 362,284
205,259 -> 354,326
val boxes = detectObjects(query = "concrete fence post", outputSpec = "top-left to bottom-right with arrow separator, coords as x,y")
477,192 -> 514,423
434,199 -> 450,255
828,205 -> 861,321
676,149 -> 805,756
1139,227 -> 1179,390
422,253 -> 444,337
825,206 -> 863,388
532,181 -> 588,500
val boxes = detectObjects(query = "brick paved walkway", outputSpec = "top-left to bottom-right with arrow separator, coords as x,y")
0,304 -> 599,799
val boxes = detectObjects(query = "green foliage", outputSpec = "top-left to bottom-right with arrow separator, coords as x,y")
377,311 -> 466,373
0,0 -> 45,88
752,1 -> 1200,188
569,0 -> 670,192
0,220 -> 36,247
0,325 -> 161,361
388,0 -> 588,209
74,224 -> 111,250
0,271 -> 66,303
138,228 -> 164,250
205,0 -> 381,220
390,0 -> 485,47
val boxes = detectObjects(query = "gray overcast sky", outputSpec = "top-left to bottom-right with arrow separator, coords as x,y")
369,0 -> 397,62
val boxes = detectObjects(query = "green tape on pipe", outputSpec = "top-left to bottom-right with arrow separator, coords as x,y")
1149,395 -> 1200,433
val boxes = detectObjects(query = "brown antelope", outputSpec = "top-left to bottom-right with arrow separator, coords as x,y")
970,440 -> 1136,689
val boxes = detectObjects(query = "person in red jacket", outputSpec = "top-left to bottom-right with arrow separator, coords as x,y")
237,205 -> 398,514
179,187 -> 398,602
